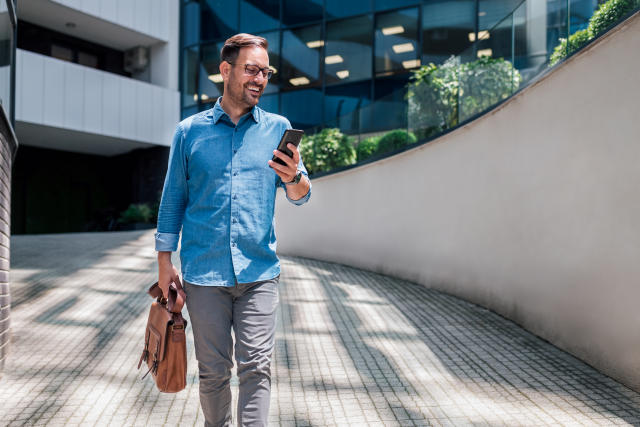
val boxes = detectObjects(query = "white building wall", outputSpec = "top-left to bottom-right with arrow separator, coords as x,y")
50,0 -> 170,42
275,12 -> 640,391
16,49 -> 179,147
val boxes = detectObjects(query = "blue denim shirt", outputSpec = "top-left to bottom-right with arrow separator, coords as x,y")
155,99 -> 310,286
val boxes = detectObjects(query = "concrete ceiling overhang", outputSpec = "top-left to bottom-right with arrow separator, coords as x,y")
15,121 -> 156,157
17,0 -> 165,50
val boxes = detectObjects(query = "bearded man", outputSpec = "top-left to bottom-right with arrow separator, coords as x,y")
155,33 -> 311,426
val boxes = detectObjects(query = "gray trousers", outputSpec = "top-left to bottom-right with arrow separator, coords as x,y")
184,277 -> 279,427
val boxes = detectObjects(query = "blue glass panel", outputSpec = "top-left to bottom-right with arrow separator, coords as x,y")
325,15 -> 373,85
371,75 -> 410,133
422,0 -> 475,66
257,31 -> 280,94
182,1 -> 200,47
199,42 -> 225,107
375,0 -> 418,12
326,0 -> 371,19
375,7 -> 419,76
281,88 -> 323,130
282,0 -> 323,26
478,0 -> 522,30
182,105 -> 199,119
258,93 -> 279,114
281,25 -> 322,89
240,0 -> 280,33
183,46 -> 199,108
201,0 -> 239,41
324,81 -> 371,134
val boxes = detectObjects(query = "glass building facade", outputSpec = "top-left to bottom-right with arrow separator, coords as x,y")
181,0 -> 596,132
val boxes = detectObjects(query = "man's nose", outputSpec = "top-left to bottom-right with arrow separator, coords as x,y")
252,72 -> 267,84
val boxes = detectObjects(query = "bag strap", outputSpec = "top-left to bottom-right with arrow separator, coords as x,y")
147,278 -> 186,314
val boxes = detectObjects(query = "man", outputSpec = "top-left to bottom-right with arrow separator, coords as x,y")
155,33 -> 311,426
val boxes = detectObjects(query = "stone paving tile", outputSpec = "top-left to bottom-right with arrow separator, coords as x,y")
0,231 -> 639,426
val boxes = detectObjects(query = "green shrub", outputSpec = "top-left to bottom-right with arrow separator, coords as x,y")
119,203 -> 153,224
549,28 -> 592,66
407,56 -> 521,136
376,129 -> 417,155
356,135 -> 380,162
299,128 -> 356,175
549,0 -> 640,66
590,0 -> 640,37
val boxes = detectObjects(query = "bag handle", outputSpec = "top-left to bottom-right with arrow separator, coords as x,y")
147,278 -> 186,314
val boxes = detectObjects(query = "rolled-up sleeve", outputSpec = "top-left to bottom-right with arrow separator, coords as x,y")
279,157 -> 311,206
155,124 -> 188,252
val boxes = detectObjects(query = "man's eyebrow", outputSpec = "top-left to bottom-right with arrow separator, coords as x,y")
245,62 -> 269,69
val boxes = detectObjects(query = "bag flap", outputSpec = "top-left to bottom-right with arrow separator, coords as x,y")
147,301 -> 172,362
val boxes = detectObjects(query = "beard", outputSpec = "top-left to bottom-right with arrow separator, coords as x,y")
227,75 -> 264,108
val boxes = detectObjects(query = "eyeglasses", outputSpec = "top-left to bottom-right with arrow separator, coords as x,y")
228,63 -> 273,80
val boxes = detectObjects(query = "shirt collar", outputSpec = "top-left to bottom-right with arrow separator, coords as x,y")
210,97 -> 260,124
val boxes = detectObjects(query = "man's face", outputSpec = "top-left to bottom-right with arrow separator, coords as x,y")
222,46 -> 269,109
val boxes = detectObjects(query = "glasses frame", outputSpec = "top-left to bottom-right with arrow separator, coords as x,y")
228,62 -> 274,80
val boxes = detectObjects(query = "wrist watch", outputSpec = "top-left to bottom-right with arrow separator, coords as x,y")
285,170 -> 303,185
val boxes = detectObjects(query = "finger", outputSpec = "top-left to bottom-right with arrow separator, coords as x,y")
287,143 -> 300,164
272,149 -> 296,169
268,159 -> 293,175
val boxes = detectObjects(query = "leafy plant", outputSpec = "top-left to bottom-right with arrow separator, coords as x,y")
549,28 -> 592,66
118,203 -> 154,224
590,0 -> 640,36
549,0 -> 640,66
376,129 -> 417,155
356,135 -> 381,162
299,128 -> 356,175
407,56 -> 521,137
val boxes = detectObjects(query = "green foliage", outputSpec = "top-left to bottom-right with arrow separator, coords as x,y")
119,203 -> 154,224
407,56 -> 521,137
356,135 -> 381,162
549,0 -> 640,66
299,128 -> 356,175
376,129 -> 417,155
549,29 -> 592,66
590,0 -> 640,36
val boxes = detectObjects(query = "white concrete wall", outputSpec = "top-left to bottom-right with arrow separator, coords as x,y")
16,49 -> 179,147
50,0 -> 170,41
276,12 -> 640,391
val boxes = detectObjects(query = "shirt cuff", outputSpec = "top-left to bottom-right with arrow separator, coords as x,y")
285,179 -> 311,206
155,232 -> 180,252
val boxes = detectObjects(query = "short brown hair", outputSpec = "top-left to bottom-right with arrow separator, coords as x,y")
220,33 -> 268,63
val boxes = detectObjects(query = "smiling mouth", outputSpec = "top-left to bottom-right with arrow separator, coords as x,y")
246,85 -> 262,95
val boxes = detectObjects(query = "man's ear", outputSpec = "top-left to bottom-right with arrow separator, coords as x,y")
220,61 -> 231,81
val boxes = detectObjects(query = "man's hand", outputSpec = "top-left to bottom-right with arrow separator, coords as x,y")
268,143 -> 299,183
158,251 -> 180,299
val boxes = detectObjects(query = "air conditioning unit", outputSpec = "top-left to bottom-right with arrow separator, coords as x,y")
124,46 -> 149,73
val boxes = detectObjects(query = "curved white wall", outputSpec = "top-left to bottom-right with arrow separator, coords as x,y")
276,12 -> 640,391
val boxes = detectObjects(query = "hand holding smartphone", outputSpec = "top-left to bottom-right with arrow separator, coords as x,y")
271,129 -> 304,166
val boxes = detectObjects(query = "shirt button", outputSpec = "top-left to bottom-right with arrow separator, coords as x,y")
232,242 -> 236,247
233,171 -> 238,176
232,218 -> 237,223
232,194 -> 237,200
233,149 -> 237,154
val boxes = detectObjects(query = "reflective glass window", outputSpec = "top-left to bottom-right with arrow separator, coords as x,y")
325,16 -> 373,85
257,31 -> 280,94
371,75 -> 410,132
282,0 -> 323,26
281,88 -> 322,130
182,1 -> 200,46
375,7 -> 419,76
326,0 -> 371,19
200,0 -> 238,42
199,42 -> 225,107
422,0 -> 475,66
324,81 -> 371,134
281,25 -> 322,90
375,0 -> 418,12
240,0 -> 280,33
258,93 -> 279,114
478,0 -> 522,30
182,105 -> 199,119
183,46 -> 199,108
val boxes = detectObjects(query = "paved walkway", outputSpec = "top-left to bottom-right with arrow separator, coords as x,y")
1,230 -> 639,426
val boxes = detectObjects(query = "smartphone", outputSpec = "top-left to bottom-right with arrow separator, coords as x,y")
271,129 -> 304,166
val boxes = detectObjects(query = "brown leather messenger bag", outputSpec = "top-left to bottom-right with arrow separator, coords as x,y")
138,279 -> 188,393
